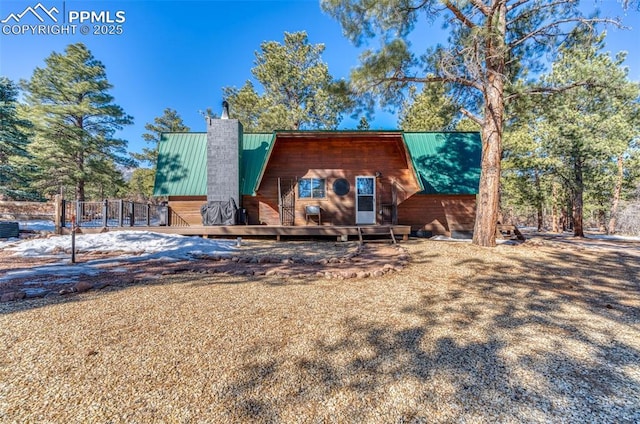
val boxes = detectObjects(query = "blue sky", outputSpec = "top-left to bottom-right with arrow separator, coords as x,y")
1,0 -> 639,158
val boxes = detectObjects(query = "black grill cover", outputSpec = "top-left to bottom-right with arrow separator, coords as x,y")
201,198 -> 238,226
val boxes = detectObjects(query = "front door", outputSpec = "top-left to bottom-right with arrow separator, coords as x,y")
356,176 -> 376,225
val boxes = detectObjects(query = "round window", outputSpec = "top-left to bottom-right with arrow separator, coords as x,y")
333,178 -> 350,196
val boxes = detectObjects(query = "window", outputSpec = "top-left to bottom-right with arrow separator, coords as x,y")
298,178 -> 326,199
333,178 -> 350,196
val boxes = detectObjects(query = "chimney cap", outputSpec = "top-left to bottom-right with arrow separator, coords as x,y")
221,100 -> 229,119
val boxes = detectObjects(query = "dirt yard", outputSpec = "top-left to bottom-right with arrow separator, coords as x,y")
1,235 -> 639,422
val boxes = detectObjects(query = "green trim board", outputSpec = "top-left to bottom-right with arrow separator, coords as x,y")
402,132 -> 481,195
153,131 -> 481,197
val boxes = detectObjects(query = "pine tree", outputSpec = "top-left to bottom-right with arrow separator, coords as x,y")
399,84 -> 457,131
132,108 -> 190,167
223,31 -> 354,132
539,30 -> 639,237
0,77 -> 33,199
356,116 -> 370,130
322,0 -> 626,246
21,43 -> 133,201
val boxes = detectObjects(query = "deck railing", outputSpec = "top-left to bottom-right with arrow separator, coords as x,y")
60,199 -> 168,229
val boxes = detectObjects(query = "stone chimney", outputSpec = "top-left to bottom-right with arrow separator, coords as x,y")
206,102 -> 242,206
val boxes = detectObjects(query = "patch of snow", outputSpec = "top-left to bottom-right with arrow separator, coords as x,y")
430,235 -> 472,242
7,231 -> 235,258
17,220 -> 55,232
587,234 -> 640,242
1,230 -> 236,283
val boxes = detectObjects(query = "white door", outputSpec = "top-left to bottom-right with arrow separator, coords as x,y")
356,176 -> 376,225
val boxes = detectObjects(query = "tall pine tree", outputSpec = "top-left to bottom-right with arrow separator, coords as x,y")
0,77 -> 32,199
223,31 -> 353,132
22,43 -> 132,201
322,0 -> 625,246
539,30 -> 639,237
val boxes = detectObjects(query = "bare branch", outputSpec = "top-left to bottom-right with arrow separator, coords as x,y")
508,0 -> 596,27
504,81 -> 594,102
506,0 -> 531,12
468,0 -> 491,16
443,0 -> 476,28
398,0 -> 430,13
385,74 -> 484,92
460,107 -> 484,126
509,17 -> 622,49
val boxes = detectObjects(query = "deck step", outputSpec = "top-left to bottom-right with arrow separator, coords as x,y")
357,226 -> 397,245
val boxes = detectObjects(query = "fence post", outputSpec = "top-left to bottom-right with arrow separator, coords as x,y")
76,200 -> 82,228
147,203 -> 151,226
102,199 -> 108,228
118,199 -> 124,227
54,195 -> 63,233
129,201 -> 134,227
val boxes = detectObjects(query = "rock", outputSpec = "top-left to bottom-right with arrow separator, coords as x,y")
397,254 -> 410,261
250,257 -> 259,264
318,258 -> 328,265
258,256 -> 271,264
93,282 -> 111,290
373,270 -> 385,277
383,263 -> 394,270
357,272 -> 370,279
1,291 -> 26,302
265,269 -> 278,276
74,281 -> 93,293
59,287 -> 75,295
281,258 -> 293,265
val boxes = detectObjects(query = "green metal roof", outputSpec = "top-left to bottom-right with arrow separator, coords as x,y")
402,132 -> 481,194
153,132 -> 207,196
153,132 -> 275,197
240,133 -> 275,195
153,131 -> 481,197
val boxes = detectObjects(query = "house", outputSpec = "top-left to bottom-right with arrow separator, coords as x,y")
153,116 -> 481,238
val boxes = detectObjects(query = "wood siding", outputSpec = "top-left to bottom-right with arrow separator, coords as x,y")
167,196 -> 206,226
251,135 -> 422,226
398,194 -> 477,236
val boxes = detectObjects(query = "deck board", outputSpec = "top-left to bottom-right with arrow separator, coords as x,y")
64,225 -> 412,241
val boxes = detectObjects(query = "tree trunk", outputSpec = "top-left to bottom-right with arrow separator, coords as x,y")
473,99 -> 503,247
472,3 -> 506,248
551,183 -> 559,233
607,154 -> 624,234
572,160 -> 584,237
597,209 -> 606,232
535,170 -> 543,231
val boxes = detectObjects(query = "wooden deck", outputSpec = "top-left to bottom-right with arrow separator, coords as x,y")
64,225 -> 412,242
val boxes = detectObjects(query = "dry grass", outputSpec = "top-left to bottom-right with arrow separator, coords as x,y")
1,237 -> 639,423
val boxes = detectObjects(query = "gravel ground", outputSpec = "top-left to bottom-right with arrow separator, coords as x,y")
1,237 -> 639,423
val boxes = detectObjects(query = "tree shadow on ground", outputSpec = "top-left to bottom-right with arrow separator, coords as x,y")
214,242 -> 640,421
